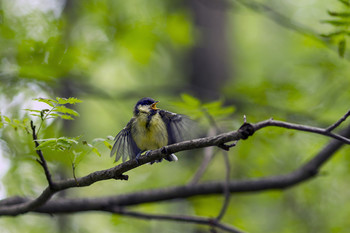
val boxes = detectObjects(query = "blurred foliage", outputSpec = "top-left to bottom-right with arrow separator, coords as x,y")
172,94 -> 236,127
321,0 -> 350,57
1,0 -> 350,233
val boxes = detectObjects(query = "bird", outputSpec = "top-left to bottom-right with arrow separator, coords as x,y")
110,97 -> 192,163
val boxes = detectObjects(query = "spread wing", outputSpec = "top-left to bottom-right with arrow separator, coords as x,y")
159,110 -> 194,145
110,118 -> 141,162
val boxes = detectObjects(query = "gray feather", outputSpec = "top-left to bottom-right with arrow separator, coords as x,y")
110,118 -> 140,162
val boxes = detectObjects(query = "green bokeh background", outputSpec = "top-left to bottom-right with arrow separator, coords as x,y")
1,0 -> 350,232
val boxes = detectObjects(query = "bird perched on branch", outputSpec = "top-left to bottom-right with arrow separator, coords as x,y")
110,97 -> 192,163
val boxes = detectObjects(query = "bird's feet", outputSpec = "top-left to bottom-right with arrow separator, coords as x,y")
144,150 -> 152,157
144,150 -> 160,164
135,151 -> 143,164
135,150 -> 153,164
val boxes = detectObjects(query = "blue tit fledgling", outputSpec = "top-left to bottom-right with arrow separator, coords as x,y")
110,97 -> 191,163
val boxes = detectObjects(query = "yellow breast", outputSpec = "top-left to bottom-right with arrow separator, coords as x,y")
131,113 -> 168,151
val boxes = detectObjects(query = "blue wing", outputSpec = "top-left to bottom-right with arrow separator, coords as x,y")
110,118 -> 141,162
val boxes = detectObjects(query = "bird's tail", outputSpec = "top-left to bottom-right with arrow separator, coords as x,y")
151,154 -> 178,164
164,154 -> 178,162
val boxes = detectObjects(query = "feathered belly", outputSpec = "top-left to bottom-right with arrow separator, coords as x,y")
132,114 -> 168,151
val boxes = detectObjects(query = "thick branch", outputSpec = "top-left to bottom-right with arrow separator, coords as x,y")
0,123 -> 247,216
1,119 -> 350,216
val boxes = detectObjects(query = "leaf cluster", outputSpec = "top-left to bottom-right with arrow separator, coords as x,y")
322,0 -> 350,57
0,114 -> 30,133
172,94 -> 235,122
25,97 -> 82,121
3,97 -> 114,173
35,137 -> 80,151
35,136 -> 112,170
70,137 -> 112,179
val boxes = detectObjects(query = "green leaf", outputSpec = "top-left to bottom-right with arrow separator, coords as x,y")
58,114 -> 74,120
91,147 -> 102,157
338,0 -> 350,7
180,93 -> 201,107
72,150 -> 87,165
53,106 -> 79,116
328,11 -> 350,17
320,30 -> 347,38
56,97 -> 83,105
57,138 -> 74,148
209,107 -> 235,117
338,38 -> 346,57
103,141 -> 112,150
322,20 -> 350,26
202,100 -> 222,110
202,100 -> 235,118
48,113 -> 60,118
36,137 -> 79,151
13,119 -> 20,124
30,114 -> 42,117
82,141 -> 102,157
36,139 -> 57,150
24,109 -> 42,113
3,116 -> 11,123
92,138 -> 113,149
59,137 -> 79,145
33,98 -> 57,107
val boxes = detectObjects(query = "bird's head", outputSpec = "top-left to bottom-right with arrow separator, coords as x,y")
133,97 -> 159,115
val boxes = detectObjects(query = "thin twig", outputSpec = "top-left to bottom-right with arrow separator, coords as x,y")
72,163 -> 79,186
326,110 -> 350,132
188,127 -> 217,185
253,119 -> 350,145
30,121 -> 55,190
216,151 -> 231,221
202,111 -> 233,221
36,106 -> 56,135
109,208 -> 247,233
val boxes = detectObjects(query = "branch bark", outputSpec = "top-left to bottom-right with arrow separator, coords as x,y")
30,120 -> 55,190
1,118 -> 350,217
108,208 -> 246,233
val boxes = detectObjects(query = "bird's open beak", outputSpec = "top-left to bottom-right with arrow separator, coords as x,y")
151,101 -> 159,110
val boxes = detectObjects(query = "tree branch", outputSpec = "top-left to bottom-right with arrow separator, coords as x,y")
1,117 -> 350,216
30,120 -> 55,190
2,123 -> 349,214
326,110 -> 350,132
108,208 -> 246,233
188,127 -> 217,185
216,151 -> 231,221
254,119 -> 350,144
